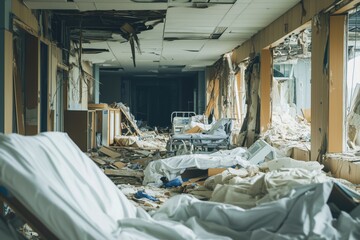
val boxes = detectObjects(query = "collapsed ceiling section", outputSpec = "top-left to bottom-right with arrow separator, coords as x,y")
272,29 -> 312,64
52,10 -> 166,67
25,0 -> 301,73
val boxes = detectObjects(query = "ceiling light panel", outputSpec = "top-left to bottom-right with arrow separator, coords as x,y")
95,2 -> 167,10
24,1 -> 78,9
76,2 -> 97,11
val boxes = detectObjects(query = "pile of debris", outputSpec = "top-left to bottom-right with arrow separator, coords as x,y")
89,138 -> 360,214
263,112 -> 311,159
89,145 -> 165,186
108,102 -> 168,151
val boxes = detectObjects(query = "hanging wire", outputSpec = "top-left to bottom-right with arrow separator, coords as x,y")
349,5 -> 359,113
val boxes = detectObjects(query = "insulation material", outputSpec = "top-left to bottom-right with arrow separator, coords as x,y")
263,112 -> 310,157
143,147 -> 249,186
238,56 -> 261,147
0,133 -> 359,239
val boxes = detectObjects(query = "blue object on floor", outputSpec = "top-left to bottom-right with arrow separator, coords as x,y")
163,177 -> 182,188
0,186 -> 9,197
134,190 -> 159,202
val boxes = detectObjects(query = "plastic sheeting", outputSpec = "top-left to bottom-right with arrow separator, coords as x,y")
0,133 -> 359,239
143,147 -> 249,186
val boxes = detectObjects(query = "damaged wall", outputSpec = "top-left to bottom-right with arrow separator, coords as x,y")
205,57 -> 233,121
231,0 -> 353,63
239,56 -> 261,147
293,59 -> 311,115
67,43 -> 93,110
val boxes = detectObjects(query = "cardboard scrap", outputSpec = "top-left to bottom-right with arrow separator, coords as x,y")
324,154 -> 360,184
291,146 -> 310,162
113,162 -> 126,169
186,126 -> 202,133
208,168 -> 227,176
99,147 -> 121,158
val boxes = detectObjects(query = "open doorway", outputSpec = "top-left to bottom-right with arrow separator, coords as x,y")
13,25 -> 40,135
264,29 -> 312,159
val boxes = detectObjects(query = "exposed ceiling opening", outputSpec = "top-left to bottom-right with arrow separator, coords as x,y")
272,29 -> 311,64
25,0 -> 301,74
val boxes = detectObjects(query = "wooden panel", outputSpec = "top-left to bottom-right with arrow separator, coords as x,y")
64,110 -> 88,151
4,30 -> 12,133
311,13 -> 330,161
11,0 -> 39,34
260,49 -> 272,133
328,15 -> 346,153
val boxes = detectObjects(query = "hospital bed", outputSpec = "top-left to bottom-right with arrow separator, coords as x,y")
167,118 -> 233,155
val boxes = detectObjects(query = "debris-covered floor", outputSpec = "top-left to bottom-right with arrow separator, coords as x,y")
2,103 -> 360,239
0,131 -> 359,239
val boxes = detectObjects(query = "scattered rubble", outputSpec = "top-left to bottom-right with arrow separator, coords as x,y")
263,112 -> 311,158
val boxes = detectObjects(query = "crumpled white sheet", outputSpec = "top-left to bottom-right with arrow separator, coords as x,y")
152,182 -> 360,239
1,132 -> 359,240
143,147 -> 249,186
209,167 -> 328,209
0,132 -> 149,240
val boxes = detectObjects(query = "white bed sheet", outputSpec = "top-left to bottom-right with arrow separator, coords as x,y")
143,147 -> 249,185
0,132 -> 359,240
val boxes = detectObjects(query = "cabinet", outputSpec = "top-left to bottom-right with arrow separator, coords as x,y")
64,110 -> 95,152
95,109 -> 120,147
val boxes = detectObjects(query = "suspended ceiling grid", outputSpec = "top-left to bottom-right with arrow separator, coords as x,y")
24,0 -> 301,73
